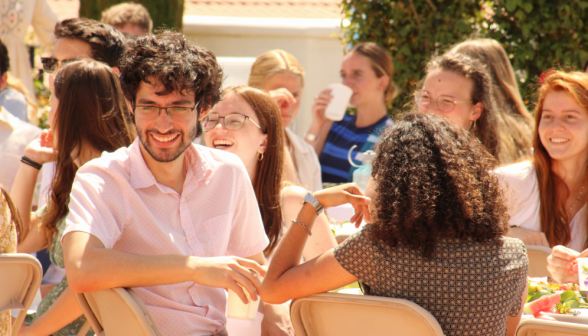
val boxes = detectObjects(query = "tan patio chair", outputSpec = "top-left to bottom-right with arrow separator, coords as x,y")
515,318 -> 588,335
75,287 -> 162,336
526,245 -> 552,278
290,292 -> 444,336
0,253 -> 43,336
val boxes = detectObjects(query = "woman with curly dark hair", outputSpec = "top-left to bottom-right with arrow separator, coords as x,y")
261,113 -> 528,336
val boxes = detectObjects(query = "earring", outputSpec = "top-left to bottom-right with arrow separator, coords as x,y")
258,152 -> 264,161
469,120 -> 477,132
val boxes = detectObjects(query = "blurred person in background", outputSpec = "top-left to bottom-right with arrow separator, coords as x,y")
415,52 -> 517,165
496,71 -> 588,250
101,2 -> 153,37
306,42 -> 395,183
0,187 -> 24,335
0,0 -> 57,103
451,38 -> 534,162
205,86 -> 336,335
262,113 -> 527,336
0,40 -> 38,123
248,50 -> 322,191
12,60 -> 134,336
0,38 -> 41,191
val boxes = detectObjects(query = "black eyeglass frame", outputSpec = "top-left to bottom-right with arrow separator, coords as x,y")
131,102 -> 200,121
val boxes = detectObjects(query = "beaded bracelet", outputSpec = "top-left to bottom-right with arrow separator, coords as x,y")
291,219 -> 312,236
21,156 -> 42,170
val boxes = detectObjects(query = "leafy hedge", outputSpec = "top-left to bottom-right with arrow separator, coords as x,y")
79,0 -> 184,30
341,0 -> 588,113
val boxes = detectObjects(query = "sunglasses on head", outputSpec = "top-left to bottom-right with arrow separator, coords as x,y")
41,57 -> 79,73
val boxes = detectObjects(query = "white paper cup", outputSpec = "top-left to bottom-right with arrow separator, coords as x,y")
227,285 -> 260,321
324,83 -> 353,121
578,258 -> 588,290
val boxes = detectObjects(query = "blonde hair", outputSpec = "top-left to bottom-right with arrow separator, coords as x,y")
451,38 -> 534,162
101,2 -> 153,34
6,74 -> 38,122
248,50 -> 305,89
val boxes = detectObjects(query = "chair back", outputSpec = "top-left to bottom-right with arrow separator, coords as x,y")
75,287 -> 161,336
526,245 -> 552,278
0,253 -> 43,336
290,292 -> 444,336
516,318 -> 588,335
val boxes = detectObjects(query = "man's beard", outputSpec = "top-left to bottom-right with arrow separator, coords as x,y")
137,124 -> 198,163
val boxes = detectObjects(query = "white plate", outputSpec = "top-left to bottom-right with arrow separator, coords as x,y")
544,309 -> 588,324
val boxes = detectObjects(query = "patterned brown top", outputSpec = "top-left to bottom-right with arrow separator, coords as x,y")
334,227 -> 528,336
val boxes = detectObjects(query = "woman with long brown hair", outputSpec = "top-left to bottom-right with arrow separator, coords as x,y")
10,59 -> 134,336
497,70 -> 588,250
415,52 -> 517,164
204,86 -> 336,334
451,38 -> 534,161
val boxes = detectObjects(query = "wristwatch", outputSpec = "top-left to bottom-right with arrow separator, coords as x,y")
301,192 -> 324,215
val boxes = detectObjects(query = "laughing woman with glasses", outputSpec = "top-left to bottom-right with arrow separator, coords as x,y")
415,52 -> 521,164
10,59 -> 134,336
204,86 -> 336,334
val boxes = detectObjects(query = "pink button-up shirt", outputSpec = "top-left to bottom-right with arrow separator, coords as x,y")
64,139 -> 269,335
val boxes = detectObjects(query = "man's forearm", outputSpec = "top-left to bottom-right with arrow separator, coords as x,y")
63,232 -> 196,292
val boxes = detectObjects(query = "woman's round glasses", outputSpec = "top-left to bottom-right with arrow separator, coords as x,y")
203,113 -> 261,131
415,92 -> 472,113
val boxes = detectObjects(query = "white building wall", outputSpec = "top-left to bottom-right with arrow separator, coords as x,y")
183,16 -> 345,137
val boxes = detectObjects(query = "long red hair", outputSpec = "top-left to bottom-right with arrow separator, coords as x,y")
533,70 -> 588,248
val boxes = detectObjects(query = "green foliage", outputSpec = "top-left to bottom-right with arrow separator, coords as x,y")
341,0 -> 484,114
79,0 -> 184,30
341,1 -> 588,113
487,0 -> 588,103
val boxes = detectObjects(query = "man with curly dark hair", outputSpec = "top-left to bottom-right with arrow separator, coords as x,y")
41,18 -> 126,88
261,113 -> 529,336
62,32 -> 270,336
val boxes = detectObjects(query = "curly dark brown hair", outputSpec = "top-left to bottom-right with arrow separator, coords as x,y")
367,113 -> 509,258
55,18 -> 126,68
119,31 -> 223,136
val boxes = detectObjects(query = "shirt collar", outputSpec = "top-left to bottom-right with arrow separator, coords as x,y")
129,138 -> 212,191
0,107 -> 15,131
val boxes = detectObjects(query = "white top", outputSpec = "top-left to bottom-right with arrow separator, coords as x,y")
0,0 -> 57,102
496,160 -> 587,251
0,107 -> 41,190
285,127 -> 322,192
64,139 -> 269,335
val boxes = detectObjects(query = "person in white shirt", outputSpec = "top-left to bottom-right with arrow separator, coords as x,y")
248,50 -> 322,192
0,106 -> 41,190
496,70 -> 588,251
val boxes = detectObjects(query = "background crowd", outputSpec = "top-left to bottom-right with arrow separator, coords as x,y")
1,1 -> 588,336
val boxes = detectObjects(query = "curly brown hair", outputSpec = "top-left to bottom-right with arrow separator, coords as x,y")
119,31 -> 223,136
367,113 -> 509,257
55,18 -> 126,68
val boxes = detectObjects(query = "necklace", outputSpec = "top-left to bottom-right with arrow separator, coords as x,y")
569,184 -> 587,212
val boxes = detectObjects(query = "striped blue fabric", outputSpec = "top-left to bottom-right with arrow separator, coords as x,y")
319,114 -> 392,183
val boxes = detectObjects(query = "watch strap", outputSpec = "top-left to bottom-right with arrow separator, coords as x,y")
301,192 -> 324,216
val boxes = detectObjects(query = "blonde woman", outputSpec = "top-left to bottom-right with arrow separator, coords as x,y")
451,38 -> 534,162
249,50 -> 322,192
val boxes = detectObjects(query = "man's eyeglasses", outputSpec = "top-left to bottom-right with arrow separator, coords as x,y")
202,113 -> 261,131
132,102 -> 199,122
41,57 -> 78,73
415,92 -> 472,113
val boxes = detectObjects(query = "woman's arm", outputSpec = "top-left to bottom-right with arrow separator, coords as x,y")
281,186 -> 337,261
12,131 -> 57,252
261,184 -> 370,304
506,280 -> 528,336
305,88 -> 334,155
18,286 -> 83,336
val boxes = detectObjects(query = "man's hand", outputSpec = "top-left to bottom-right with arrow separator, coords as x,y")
547,245 -> 581,284
261,302 -> 295,336
191,256 -> 266,304
508,227 -> 550,247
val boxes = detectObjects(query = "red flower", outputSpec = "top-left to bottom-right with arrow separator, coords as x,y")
538,68 -> 553,86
